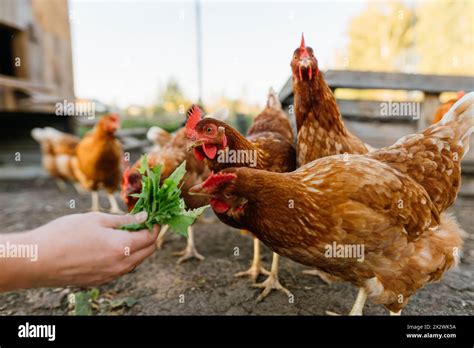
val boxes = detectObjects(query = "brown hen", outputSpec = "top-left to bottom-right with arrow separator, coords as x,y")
122,127 -> 210,263
190,92 -> 473,315
186,89 -> 296,301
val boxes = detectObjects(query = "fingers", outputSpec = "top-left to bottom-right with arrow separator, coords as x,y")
94,211 -> 148,228
122,242 -> 157,274
126,225 -> 159,252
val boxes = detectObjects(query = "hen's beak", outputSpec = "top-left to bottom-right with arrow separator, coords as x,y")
298,59 -> 313,81
187,139 -> 206,152
299,57 -> 310,68
188,183 -> 210,196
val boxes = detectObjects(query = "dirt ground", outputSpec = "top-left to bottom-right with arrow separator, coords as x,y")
0,178 -> 473,316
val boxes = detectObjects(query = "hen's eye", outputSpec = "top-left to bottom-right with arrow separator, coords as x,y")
206,127 -> 212,133
224,192 -> 232,199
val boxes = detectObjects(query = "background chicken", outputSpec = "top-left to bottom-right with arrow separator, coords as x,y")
122,126 -> 210,263
31,127 -> 82,192
186,88 -> 296,301
190,92 -> 473,315
71,114 -> 124,213
432,91 -> 465,124
146,126 -> 172,152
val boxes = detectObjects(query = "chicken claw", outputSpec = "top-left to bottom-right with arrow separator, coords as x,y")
253,253 -> 292,302
234,238 -> 269,282
107,193 -> 124,214
326,288 -> 367,316
302,269 -> 339,285
173,226 -> 205,264
90,191 -> 101,211
156,225 -> 169,249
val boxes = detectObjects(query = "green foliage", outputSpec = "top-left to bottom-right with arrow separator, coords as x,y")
341,0 -> 474,75
121,117 -> 182,133
343,2 -> 416,72
71,288 -> 99,316
70,288 -> 138,315
120,154 -> 209,236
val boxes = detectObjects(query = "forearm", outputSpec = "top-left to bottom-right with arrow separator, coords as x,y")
0,231 -> 43,292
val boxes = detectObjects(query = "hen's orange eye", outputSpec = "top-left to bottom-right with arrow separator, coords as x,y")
206,127 -> 212,133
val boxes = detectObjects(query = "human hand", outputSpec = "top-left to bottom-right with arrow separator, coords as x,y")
0,212 -> 159,291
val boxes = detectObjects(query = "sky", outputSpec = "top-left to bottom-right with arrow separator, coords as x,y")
70,0 -> 368,108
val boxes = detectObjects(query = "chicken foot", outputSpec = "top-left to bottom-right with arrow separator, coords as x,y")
173,226 -> 204,264
253,253 -> 292,302
326,288 -> 367,316
234,238 -> 269,282
107,192 -> 124,214
156,225 -> 169,249
90,191 -> 100,211
302,269 -> 339,285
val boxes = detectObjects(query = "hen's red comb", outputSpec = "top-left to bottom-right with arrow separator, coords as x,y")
108,113 -> 120,121
202,171 -> 237,190
300,33 -> 309,58
300,33 -> 305,50
186,105 -> 203,139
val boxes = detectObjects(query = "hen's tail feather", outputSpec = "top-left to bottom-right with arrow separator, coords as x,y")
438,91 -> 474,157
439,91 -> 474,125
31,128 -> 46,142
267,87 -> 282,109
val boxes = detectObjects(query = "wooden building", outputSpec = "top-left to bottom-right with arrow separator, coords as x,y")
0,0 -> 75,173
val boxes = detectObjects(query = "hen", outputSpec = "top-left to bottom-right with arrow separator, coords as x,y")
186,89 -> 296,301
190,92 -> 473,315
291,34 -> 369,167
291,34 -> 371,284
71,114 -> 124,213
121,126 -> 210,263
31,127 -> 82,192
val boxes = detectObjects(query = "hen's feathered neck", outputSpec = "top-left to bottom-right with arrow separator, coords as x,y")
293,72 -> 346,134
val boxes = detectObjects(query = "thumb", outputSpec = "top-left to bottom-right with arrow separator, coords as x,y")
99,211 -> 148,228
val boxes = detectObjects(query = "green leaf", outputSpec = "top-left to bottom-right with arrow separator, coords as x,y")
166,160 -> 187,187
138,154 -> 148,175
72,289 -> 99,316
120,156 -> 209,236
167,214 -> 195,237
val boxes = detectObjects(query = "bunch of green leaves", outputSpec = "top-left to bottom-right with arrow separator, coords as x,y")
120,154 -> 208,237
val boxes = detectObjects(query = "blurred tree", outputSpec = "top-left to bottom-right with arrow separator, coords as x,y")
415,0 -> 474,75
340,1 -> 416,72
339,0 -> 474,75
153,78 -> 192,115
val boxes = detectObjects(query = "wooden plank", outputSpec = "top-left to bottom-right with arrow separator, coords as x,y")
0,74 -> 54,93
282,97 -> 417,123
419,93 -> 440,131
0,0 -> 32,30
279,70 -> 474,103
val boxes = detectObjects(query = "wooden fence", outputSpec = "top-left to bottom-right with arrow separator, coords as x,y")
279,70 -> 474,166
